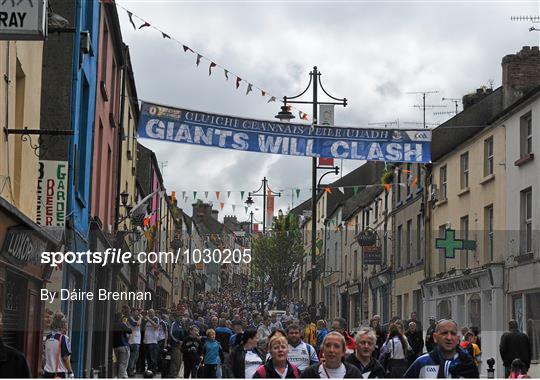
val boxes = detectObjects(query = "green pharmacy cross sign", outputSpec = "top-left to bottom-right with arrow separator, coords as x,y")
435,228 -> 476,259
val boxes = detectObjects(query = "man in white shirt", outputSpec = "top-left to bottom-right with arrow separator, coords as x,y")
286,324 -> 319,371
127,307 -> 142,376
143,309 -> 160,372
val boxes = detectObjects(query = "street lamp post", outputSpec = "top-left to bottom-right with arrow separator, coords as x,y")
275,66 -> 347,309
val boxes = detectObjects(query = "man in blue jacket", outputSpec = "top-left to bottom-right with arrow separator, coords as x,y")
404,319 -> 479,378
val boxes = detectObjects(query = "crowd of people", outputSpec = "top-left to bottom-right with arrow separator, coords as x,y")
0,289 -> 534,378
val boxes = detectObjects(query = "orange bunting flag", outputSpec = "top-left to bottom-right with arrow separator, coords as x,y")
325,186 -> 332,194
209,62 -> 216,76
171,191 -> 176,203
301,112 -> 309,120
143,217 -> 150,228
384,183 -> 391,192
216,191 -> 220,200
220,202 -> 224,210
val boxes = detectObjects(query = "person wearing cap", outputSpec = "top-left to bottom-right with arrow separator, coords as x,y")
404,319 -> 478,378
425,317 -> 437,353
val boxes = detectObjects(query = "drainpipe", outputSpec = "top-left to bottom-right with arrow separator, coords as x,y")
114,44 -> 127,234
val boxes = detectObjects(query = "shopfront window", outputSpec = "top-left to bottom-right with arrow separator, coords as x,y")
468,294 -> 481,330
526,292 -> 540,361
437,299 -> 452,320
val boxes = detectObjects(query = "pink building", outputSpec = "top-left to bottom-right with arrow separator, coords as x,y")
91,3 -> 124,232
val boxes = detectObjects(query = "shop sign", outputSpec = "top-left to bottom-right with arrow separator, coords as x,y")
437,278 -> 480,295
37,160 -> 68,227
0,0 -> 47,40
363,245 -> 382,265
1,226 -> 45,266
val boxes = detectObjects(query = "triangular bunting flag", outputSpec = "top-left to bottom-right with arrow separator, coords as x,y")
209,62 -> 216,76
224,69 -> 229,80
267,96 -> 276,103
220,202 -> 224,210
182,191 -> 186,199
216,191 -> 220,200
353,186 -> 359,195
261,90 -> 266,96
246,83 -> 253,95
338,187 -> 344,193
127,11 -> 136,30
193,191 -> 197,199
227,191 -> 231,199
232,205 -> 236,212
296,188 -> 300,198
240,191 -> 245,200
245,206 -> 248,214
183,45 -> 191,52
236,77 -> 242,89
196,54 -> 202,66
162,32 -> 170,39
138,22 -> 151,29
301,113 -> 309,120
171,191 -> 176,204
325,186 -> 332,194
384,183 -> 391,192
204,191 -> 208,199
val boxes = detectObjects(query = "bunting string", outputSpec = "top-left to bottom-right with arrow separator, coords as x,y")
115,2 -> 311,120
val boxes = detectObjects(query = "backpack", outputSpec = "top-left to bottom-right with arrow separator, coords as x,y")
255,363 -> 299,378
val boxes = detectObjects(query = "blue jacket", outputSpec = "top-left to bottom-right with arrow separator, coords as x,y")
169,320 -> 185,347
203,339 -> 224,365
404,346 -> 479,378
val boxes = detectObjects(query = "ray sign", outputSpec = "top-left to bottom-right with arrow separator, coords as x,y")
138,101 -> 431,163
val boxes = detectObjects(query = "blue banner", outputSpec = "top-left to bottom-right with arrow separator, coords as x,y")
137,102 -> 432,163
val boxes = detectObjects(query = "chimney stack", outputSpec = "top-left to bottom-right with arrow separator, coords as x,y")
462,87 -> 493,110
502,46 -> 540,108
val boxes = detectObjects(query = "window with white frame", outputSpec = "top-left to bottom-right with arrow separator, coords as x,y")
485,205 -> 494,262
440,165 -> 447,200
521,188 -> 533,254
460,152 -> 469,189
484,137 -> 494,176
520,112 -> 533,156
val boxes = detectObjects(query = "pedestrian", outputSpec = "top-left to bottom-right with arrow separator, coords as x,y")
203,329 -> 224,378
379,321 -> 411,377
113,307 -> 132,379
369,315 -> 384,359
286,324 -> 319,371
257,315 -> 272,351
316,320 -> 328,354
43,312 -> 73,378
330,318 -> 356,355
182,325 -> 203,378
143,309 -> 160,373
215,318 -> 233,378
127,307 -> 142,377
0,311 -> 31,378
425,316 -> 437,353
406,312 -> 423,334
500,319 -> 532,378
405,321 -> 424,362
460,331 -> 481,366
508,358 -> 531,379
303,315 -> 318,348
169,311 -> 185,378
300,331 -> 363,378
269,314 -> 284,332
345,328 -> 386,378
229,319 -> 244,350
253,335 -> 300,378
404,319 -> 479,378
230,329 -> 265,379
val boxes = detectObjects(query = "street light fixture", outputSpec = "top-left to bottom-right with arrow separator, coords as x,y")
276,66 -> 347,309
245,177 -> 281,234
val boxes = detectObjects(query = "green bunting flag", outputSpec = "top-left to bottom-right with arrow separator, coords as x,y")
245,206 -> 248,214
193,191 -> 197,199
240,191 -> 245,200
204,191 -> 209,199
296,189 -> 300,198
353,186 -> 359,195
227,191 -> 231,199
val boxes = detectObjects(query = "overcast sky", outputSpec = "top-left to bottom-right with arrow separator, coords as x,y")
117,0 -> 539,223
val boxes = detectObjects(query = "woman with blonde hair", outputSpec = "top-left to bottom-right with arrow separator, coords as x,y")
43,312 -> 73,378
253,335 -> 300,378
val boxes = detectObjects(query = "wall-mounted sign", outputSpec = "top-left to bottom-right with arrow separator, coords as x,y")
37,160 -> 68,227
0,0 -> 47,40
1,226 -> 45,266
363,245 -> 382,265
436,228 -> 476,259
357,228 -> 378,246
437,278 -> 480,295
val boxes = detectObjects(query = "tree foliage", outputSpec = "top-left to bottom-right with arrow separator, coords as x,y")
251,213 -> 305,308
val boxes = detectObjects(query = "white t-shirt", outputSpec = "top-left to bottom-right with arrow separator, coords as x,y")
318,363 -> 347,379
128,317 -> 141,345
382,336 -> 408,359
43,332 -> 71,374
244,350 -> 263,378
288,341 -> 319,371
143,317 -> 159,344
